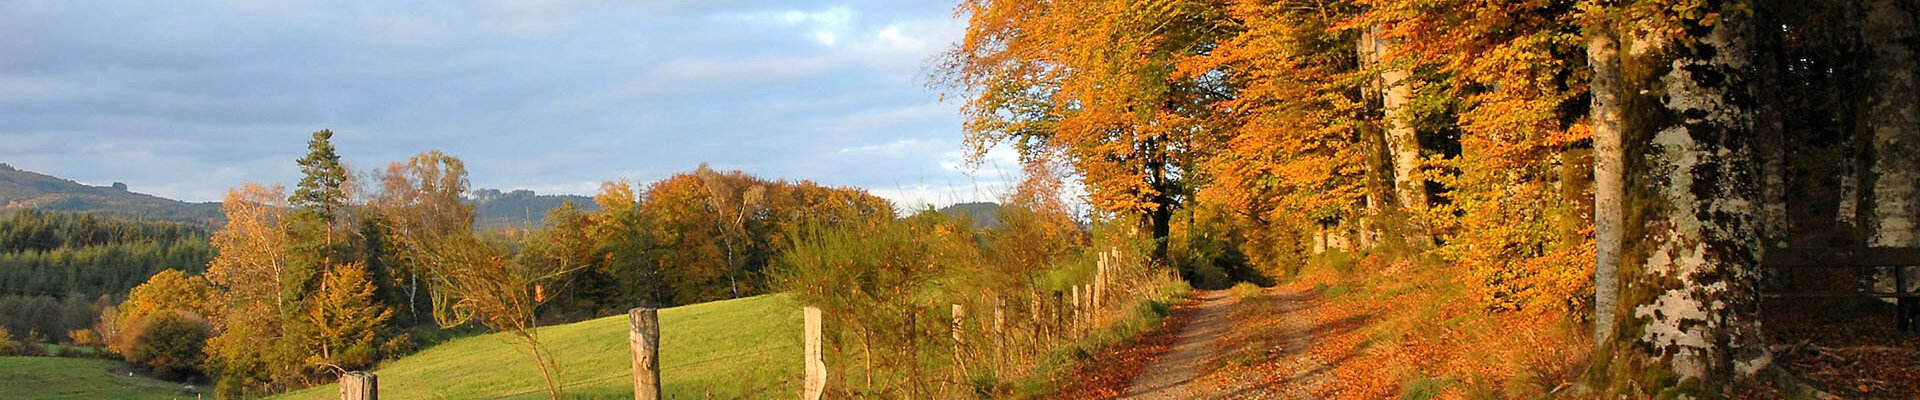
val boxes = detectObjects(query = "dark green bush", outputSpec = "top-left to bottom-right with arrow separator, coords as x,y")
128,310 -> 210,381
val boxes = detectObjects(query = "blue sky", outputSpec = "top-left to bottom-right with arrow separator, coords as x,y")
0,0 -> 1021,209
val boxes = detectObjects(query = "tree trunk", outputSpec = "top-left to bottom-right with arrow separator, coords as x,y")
1589,30 -> 1623,347
1357,25 -> 1428,248
1604,6 -> 1774,388
1863,0 -> 1920,250
1371,26 -> 1432,247
1861,0 -> 1920,301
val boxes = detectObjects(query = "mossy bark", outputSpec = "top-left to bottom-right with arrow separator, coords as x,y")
1862,0 -> 1920,251
1590,30 -> 1624,348
1599,2 -> 1775,392
1356,25 -> 1429,249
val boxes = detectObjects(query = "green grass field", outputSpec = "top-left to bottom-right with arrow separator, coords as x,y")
274,293 -> 803,400
0,357 -> 188,400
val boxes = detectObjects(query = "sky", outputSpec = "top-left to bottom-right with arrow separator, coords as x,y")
0,0 -> 1025,209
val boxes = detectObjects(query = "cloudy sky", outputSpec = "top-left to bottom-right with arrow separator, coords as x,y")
0,0 -> 1023,209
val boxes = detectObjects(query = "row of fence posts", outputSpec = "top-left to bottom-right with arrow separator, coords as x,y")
339,249 -> 1126,399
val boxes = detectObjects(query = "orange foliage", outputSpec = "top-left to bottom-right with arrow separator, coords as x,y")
1293,257 -> 1592,399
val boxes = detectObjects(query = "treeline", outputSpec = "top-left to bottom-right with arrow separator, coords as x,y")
0,210 -> 213,345
939,0 -> 1916,394
533,168 -> 895,321
0,209 -> 214,298
102,131 -> 897,398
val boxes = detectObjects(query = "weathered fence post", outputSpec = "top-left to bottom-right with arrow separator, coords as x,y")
803,306 -> 826,400
1096,252 -> 1107,314
950,303 -> 968,396
340,371 -> 376,400
1069,285 -> 1082,334
1030,289 -> 1044,354
630,308 -> 661,400
1051,290 -> 1064,341
1082,284 -> 1098,330
993,296 -> 1006,375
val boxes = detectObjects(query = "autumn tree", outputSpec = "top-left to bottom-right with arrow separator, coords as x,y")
586,180 -> 671,308
376,150 -> 578,400
1588,0 -> 1778,391
941,0 -> 1241,265
114,269 -> 217,356
413,228 -> 576,400
694,164 -> 767,298
304,262 -> 393,371
203,183 -> 301,395
644,174 -> 737,304
522,199 -> 615,320
374,151 -> 474,324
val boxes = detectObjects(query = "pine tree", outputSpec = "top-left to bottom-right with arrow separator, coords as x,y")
291,130 -> 350,220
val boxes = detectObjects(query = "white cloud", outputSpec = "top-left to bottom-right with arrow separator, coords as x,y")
0,0 -> 998,208
837,138 -> 939,156
721,6 -> 857,46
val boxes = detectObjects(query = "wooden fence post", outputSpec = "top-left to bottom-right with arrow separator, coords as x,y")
630,308 -> 661,400
993,297 -> 1006,376
340,371 -> 376,400
1069,286 -> 1081,334
1081,284 -> 1093,331
803,306 -> 826,400
1096,252 -> 1107,314
950,303 -> 968,396
1051,291 -> 1064,341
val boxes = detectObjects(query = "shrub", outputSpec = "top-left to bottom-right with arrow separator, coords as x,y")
68,328 -> 97,347
18,329 -> 48,356
127,310 -> 211,381
0,325 -> 13,355
1231,282 -> 1263,301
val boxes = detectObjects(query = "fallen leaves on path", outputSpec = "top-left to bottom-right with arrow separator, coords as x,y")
1046,293 -> 1199,400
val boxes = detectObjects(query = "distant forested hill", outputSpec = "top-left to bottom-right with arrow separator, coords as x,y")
937,201 -> 1002,229
0,163 -> 222,225
469,188 -> 597,230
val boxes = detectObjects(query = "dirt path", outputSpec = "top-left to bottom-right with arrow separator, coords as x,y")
1119,290 -> 1237,399
1231,285 -> 1331,400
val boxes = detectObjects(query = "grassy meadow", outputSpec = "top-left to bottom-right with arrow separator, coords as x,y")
0,357 -> 188,400
274,293 -> 803,400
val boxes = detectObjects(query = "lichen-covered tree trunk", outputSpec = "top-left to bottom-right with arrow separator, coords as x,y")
1357,25 -> 1430,248
1604,6 -> 1774,389
1372,31 -> 1428,216
1862,0 -> 1920,250
1589,30 -> 1623,347
1354,28 -> 1392,250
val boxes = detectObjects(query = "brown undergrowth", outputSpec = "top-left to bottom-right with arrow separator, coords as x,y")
1285,252 -> 1593,399
1763,297 -> 1920,399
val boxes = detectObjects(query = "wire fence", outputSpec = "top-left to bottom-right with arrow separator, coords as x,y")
486,344 -> 794,399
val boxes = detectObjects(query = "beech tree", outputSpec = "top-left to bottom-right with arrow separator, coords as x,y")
1589,0 -> 1777,390
1860,0 -> 1919,278
941,0 -> 1239,264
